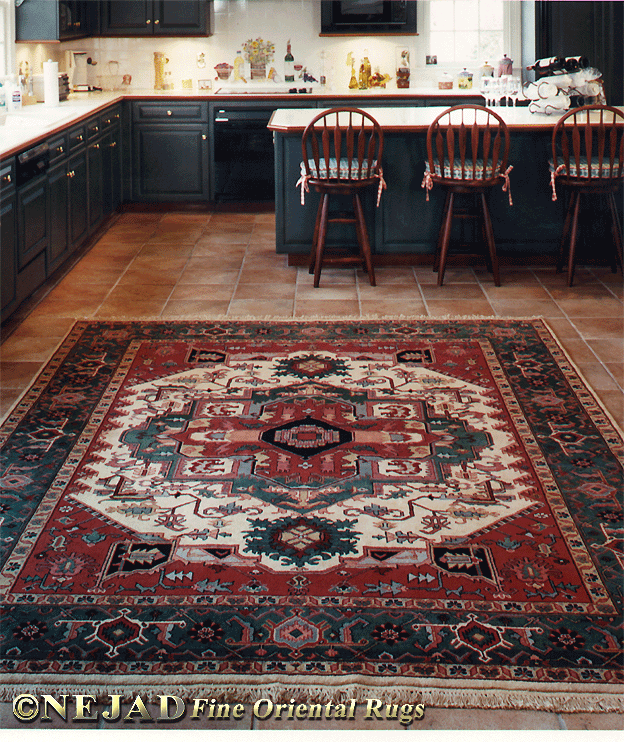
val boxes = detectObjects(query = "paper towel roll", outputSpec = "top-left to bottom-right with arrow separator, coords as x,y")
43,60 -> 59,107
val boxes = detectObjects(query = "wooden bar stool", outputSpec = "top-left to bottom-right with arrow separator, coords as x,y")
298,108 -> 385,287
550,105 -> 623,286
422,105 -> 513,286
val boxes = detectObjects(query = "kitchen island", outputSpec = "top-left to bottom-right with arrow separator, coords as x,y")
268,106 -> 624,264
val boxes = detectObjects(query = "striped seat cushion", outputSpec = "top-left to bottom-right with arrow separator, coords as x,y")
549,159 -> 622,178
301,157 -> 378,180
430,159 -> 503,180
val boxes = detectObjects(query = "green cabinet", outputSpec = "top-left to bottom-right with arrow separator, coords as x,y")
101,108 -> 123,215
1,159 -> 17,321
16,0 -> 97,41
100,0 -> 210,36
47,133 -> 71,272
132,102 -> 209,201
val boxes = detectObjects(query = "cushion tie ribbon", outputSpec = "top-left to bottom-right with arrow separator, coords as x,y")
502,165 -> 513,206
550,164 -> 565,201
421,169 -> 434,201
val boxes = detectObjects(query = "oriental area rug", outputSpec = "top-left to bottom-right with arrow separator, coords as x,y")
1,319 -> 622,713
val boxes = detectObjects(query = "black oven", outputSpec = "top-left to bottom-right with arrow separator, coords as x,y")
321,1 -> 417,34
212,108 -> 276,202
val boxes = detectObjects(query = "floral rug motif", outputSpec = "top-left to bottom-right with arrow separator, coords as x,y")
1,319 -> 622,711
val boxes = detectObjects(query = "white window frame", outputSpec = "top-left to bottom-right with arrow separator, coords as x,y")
0,0 -> 15,78
419,0 -> 523,74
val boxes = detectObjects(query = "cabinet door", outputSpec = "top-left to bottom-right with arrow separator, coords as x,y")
48,163 -> 69,269
101,0 -> 152,35
154,0 -> 207,35
102,127 -> 122,216
68,151 -> 88,247
133,126 -> 209,200
88,140 -> 104,230
1,195 -> 17,316
16,0 -> 91,41
17,176 -> 48,271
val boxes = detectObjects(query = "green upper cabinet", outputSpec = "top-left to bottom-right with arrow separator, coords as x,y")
100,0 -> 211,36
16,0 -> 98,42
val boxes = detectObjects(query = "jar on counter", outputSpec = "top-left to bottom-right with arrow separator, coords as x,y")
438,73 -> 453,90
458,68 -> 473,89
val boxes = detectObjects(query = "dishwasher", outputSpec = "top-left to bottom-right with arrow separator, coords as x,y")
212,108 -> 275,202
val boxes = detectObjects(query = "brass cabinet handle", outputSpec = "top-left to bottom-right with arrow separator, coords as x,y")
154,19 -> 160,25
146,19 -> 151,24
167,110 -> 172,116
3,174 -> 11,183
202,134 -> 207,140
104,119 -> 111,125
57,146 -> 64,154
110,141 -> 117,148
67,171 -> 75,178
115,114 -> 120,120
93,143 -> 100,149
77,134 -> 83,141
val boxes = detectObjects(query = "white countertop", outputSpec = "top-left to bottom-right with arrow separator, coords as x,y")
3,89 -> 619,159
0,86 -> 482,159
1,92 -> 125,157
268,105 -> 624,132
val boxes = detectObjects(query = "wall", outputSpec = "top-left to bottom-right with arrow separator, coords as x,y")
14,0 -> 524,94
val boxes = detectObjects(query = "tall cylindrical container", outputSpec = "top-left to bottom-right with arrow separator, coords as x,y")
43,60 -> 59,106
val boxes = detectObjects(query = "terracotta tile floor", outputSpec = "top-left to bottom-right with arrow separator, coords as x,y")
1,210 -> 622,730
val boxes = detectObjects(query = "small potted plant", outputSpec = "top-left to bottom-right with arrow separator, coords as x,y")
242,38 -> 275,80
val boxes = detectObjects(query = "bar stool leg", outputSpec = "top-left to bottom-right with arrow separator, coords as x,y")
557,191 -> 576,274
437,191 -> 455,286
481,192 -> 500,286
608,192 -> 624,273
314,193 -> 330,288
353,192 -> 376,286
434,191 -> 451,273
567,191 -> 582,287
309,195 -> 325,275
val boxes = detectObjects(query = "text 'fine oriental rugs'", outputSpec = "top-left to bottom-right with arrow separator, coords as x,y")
1,319 -> 622,712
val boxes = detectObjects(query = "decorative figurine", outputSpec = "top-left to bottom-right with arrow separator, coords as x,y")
396,48 -> 410,88
359,54 -> 371,89
347,52 -> 358,89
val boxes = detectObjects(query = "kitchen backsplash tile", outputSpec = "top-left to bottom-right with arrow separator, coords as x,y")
15,0 -> 432,92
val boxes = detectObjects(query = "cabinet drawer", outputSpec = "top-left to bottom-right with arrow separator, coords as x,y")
133,102 -> 207,122
1,158 -> 15,195
48,134 -> 68,164
87,117 -> 102,140
68,125 -> 87,150
101,106 -> 122,130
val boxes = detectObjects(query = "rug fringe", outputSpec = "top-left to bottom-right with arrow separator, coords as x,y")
1,675 -> 622,713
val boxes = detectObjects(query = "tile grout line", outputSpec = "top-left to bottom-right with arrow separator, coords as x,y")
534,271 -> 624,394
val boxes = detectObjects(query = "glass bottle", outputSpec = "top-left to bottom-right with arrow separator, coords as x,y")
284,40 -> 295,83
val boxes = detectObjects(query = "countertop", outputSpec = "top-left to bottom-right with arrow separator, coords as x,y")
268,105 -> 624,133
0,86 -> 483,159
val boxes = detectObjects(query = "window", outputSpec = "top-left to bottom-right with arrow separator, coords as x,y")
0,0 -> 13,78
427,0 -> 520,69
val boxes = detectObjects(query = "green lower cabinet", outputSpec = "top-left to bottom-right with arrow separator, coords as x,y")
102,127 -> 122,215
48,162 -> 70,271
1,192 -> 17,320
132,125 -> 209,201
88,139 -> 104,230
68,150 -> 88,248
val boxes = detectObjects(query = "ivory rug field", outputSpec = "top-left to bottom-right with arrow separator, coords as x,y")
1,319 -> 622,712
